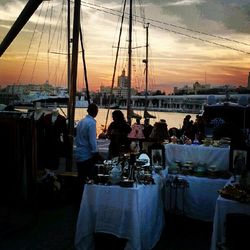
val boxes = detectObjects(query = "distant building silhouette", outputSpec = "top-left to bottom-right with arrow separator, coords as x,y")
99,69 -> 136,99
118,69 -> 129,88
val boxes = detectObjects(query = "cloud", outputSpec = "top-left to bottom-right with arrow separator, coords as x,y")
1,0 -> 249,89
166,0 -> 205,6
159,0 -> 250,34
0,24 -> 11,29
0,1 -> 25,22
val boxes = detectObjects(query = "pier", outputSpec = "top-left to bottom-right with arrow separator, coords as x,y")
101,94 -> 250,114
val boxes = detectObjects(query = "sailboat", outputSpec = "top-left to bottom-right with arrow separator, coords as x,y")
1,0 -> 156,156
142,23 -> 156,119
124,1 -> 157,122
102,0 -> 140,132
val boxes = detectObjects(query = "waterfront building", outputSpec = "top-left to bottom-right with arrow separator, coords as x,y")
99,69 -> 137,100
193,82 -> 211,95
174,82 -> 241,95
0,83 -> 68,105
118,69 -> 129,88
118,94 -> 250,114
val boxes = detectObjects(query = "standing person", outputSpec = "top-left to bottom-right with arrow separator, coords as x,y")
107,110 -> 132,159
193,115 -> 205,143
143,118 -> 153,139
75,103 -> 100,203
142,118 -> 154,152
181,115 -> 194,140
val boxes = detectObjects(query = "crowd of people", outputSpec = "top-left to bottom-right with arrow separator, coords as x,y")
74,104 -> 208,200
74,104 -> 157,204
73,102 -> 250,207
75,104 -> 208,167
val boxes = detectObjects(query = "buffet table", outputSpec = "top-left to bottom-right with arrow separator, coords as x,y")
210,178 -> 250,250
166,174 -> 228,221
164,144 -> 230,170
75,174 -> 165,250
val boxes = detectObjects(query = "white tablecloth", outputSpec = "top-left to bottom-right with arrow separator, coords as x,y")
166,174 -> 228,221
164,144 -> 230,170
75,174 -> 165,250
210,178 -> 250,250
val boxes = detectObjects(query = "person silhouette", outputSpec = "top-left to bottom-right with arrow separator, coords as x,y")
107,110 -> 132,159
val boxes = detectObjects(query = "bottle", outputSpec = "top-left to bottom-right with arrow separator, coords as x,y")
193,134 -> 199,145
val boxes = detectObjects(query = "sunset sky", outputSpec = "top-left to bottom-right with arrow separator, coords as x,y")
0,0 -> 250,94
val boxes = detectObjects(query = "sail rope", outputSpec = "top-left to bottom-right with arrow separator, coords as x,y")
79,25 -> 91,105
16,2 -> 45,85
47,0 -> 54,84
103,0 -> 127,132
11,0 -> 69,114
15,1 -> 68,86
82,0 -> 250,47
54,3 -> 67,87
47,1 -> 68,86
102,0 -> 156,127
30,3 -> 50,84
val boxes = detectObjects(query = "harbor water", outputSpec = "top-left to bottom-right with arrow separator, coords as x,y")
65,107 -> 198,136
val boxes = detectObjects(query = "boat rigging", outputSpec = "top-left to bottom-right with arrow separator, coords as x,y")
103,0 -> 156,132
0,0 -> 90,171
143,23 -> 156,119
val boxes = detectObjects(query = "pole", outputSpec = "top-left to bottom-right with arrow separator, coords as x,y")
144,23 -> 149,111
127,0 -> 133,125
67,0 -> 81,171
67,0 -> 71,119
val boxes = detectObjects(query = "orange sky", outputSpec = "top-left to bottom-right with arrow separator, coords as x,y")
1,0 -> 250,94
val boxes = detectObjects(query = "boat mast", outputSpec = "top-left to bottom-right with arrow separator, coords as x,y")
67,0 -> 71,119
103,0 -> 127,132
144,23 -> 149,114
143,23 -> 156,119
68,0 -> 81,170
127,0 -> 133,125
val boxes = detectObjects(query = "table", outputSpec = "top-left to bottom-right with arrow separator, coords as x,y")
164,144 -> 230,170
75,174 -> 165,250
210,178 -> 250,250
166,174 -> 228,221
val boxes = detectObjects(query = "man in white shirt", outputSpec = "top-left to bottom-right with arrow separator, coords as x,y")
75,103 -> 99,204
